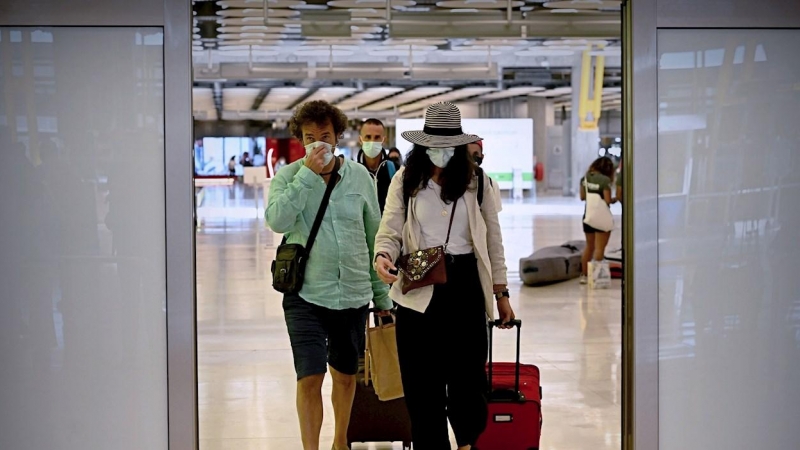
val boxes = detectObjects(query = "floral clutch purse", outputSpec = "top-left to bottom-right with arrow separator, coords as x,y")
396,247 -> 447,294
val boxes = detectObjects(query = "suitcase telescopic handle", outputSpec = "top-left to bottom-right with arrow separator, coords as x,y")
488,319 -> 523,400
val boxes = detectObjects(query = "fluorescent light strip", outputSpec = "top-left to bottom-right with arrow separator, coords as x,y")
260,87 -> 309,111
399,87 -> 497,113
361,86 -> 453,111
335,87 -> 405,110
531,86 -> 573,97
478,86 -> 545,100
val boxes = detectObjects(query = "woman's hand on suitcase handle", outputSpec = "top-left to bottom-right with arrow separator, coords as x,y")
375,254 -> 398,284
497,297 -> 516,329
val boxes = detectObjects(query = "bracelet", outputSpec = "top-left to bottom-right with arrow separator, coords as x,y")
374,252 -> 390,264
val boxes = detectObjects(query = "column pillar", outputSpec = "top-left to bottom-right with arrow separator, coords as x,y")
528,97 -> 554,192
569,48 -> 605,196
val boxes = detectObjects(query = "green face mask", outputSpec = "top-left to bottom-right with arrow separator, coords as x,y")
361,141 -> 382,158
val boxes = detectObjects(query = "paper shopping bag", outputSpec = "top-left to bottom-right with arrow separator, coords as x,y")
589,260 -> 611,289
365,317 -> 405,401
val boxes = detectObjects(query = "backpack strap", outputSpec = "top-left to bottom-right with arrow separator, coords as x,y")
386,159 -> 397,179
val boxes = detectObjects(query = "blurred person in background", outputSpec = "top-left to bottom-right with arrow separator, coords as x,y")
387,147 -> 403,167
356,118 -> 400,214
467,139 -> 503,212
579,156 -> 616,285
228,156 -> 236,176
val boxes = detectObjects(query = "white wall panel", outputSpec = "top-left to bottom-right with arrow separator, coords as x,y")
0,27 -> 168,450
657,28 -> 800,449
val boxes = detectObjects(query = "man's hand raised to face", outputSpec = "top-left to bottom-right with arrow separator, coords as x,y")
304,145 -> 329,175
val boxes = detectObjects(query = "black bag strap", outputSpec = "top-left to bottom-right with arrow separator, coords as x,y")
477,168 -> 485,206
443,199 -> 457,249
487,319 -> 523,400
306,158 -> 340,254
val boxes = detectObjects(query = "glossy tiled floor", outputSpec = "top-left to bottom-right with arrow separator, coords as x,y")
196,184 -> 623,450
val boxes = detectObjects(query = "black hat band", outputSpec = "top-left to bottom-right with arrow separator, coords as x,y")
423,126 -> 464,136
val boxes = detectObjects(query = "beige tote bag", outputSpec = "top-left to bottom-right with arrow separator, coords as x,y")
365,315 -> 405,401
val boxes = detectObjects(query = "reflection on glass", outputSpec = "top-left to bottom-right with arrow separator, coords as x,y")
0,28 -> 168,449
658,29 -> 800,449
194,136 -> 269,175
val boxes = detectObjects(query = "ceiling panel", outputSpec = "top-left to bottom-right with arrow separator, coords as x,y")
219,17 -> 296,25
218,39 -> 284,46
219,0 -> 306,7
218,8 -> 300,17
192,87 -> 218,120
303,86 -> 359,104
328,0 -> 416,7
259,86 -> 310,110
335,86 -> 406,110
360,86 -> 453,111
543,0 -> 620,9
436,0 -> 524,8
399,86 -> 497,113
222,87 -> 261,111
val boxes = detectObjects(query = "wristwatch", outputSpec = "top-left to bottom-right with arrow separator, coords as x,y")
494,290 -> 510,301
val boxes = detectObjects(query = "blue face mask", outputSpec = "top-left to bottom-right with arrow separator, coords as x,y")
427,147 -> 455,168
304,141 -> 334,166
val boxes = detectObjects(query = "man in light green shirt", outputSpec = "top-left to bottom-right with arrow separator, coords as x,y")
265,100 -> 390,450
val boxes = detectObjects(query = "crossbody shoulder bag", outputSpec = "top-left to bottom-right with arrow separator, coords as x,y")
395,197 -> 458,295
271,159 -> 339,294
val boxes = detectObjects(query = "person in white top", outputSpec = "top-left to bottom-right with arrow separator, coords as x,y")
374,102 -> 515,450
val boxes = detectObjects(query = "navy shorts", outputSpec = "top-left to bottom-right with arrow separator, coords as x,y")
583,221 -> 603,234
283,294 -> 369,380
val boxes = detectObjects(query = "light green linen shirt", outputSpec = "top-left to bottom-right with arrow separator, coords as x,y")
265,158 -> 391,311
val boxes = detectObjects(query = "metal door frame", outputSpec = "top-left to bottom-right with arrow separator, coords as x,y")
0,2 -> 197,449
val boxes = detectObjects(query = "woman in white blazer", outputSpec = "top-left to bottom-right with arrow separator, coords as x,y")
373,102 -> 515,450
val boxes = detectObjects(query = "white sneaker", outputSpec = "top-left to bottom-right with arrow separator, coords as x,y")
579,274 -> 588,285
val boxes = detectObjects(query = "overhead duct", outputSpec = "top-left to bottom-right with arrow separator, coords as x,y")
301,11 -> 353,38
390,11 -> 524,39
522,14 -> 620,39
195,62 -> 498,81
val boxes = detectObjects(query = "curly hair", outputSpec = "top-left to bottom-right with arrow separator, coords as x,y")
289,100 -> 349,141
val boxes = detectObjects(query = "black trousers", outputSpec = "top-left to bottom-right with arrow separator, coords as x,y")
396,253 -> 489,450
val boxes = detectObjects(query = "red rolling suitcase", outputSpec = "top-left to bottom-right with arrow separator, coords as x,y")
474,320 -> 542,450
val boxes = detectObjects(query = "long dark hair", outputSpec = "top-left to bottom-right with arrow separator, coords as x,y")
588,157 -> 616,179
403,144 -> 475,204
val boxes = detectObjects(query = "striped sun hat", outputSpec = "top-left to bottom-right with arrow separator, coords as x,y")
401,102 -> 482,148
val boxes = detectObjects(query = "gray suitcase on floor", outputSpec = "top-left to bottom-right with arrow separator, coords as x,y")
520,240 -> 586,286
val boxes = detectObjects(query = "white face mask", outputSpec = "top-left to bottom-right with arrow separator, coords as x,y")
427,147 -> 456,168
361,141 -> 383,159
304,141 -> 334,166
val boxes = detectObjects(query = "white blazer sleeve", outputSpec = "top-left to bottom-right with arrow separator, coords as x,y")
480,172 -> 508,285
374,167 -> 406,262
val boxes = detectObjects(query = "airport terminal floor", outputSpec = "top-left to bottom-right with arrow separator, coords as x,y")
195,184 -> 623,450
